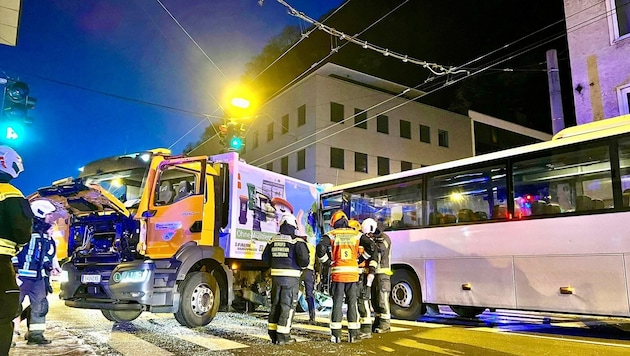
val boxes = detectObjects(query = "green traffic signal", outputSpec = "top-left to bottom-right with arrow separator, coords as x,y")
229,136 -> 243,150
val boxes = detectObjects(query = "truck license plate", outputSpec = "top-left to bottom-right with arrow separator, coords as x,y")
81,274 -> 101,284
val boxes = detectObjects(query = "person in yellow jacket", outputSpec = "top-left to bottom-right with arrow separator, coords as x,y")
316,211 -> 374,343
299,235 -> 317,324
0,146 -> 33,353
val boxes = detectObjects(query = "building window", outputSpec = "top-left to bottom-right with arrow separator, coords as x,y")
297,149 -> 306,171
378,156 -> 389,176
253,131 -> 259,149
298,104 -> 306,126
618,84 -> 630,115
420,125 -> 430,143
438,130 -> 449,147
613,0 -> 630,38
401,161 -> 412,171
330,147 -> 344,169
331,102 -> 344,123
266,162 -> 273,172
267,122 -> 274,142
354,108 -> 367,129
355,152 -> 368,173
281,156 -> 288,175
400,120 -> 411,139
282,114 -> 289,134
377,115 -> 389,134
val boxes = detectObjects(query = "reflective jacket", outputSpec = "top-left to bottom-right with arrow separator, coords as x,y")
0,182 -> 33,256
373,230 -> 392,275
262,233 -> 310,277
317,228 -> 365,283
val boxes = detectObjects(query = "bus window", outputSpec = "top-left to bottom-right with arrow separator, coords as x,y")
512,143 -> 612,216
617,137 -> 630,207
347,178 -> 423,231
427,164 -> 507,224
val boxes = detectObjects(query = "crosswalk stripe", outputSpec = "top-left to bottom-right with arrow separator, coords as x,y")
174,334 -> 250,351
109,331 -> 174,356
391,319 -> 451,328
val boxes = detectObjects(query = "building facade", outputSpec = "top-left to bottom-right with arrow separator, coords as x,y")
563,0 -> 630,123
191,63 -> 549,186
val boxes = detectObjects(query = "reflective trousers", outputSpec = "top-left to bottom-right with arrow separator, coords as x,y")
18,277 -> 49,336
357,274 -> 373,334
268,276 -> 299,340
330,281 -> 359,338
0,256 -> 20,355
372,274 -> 391,330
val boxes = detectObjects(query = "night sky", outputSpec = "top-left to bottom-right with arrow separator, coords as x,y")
0,0 -> 344,194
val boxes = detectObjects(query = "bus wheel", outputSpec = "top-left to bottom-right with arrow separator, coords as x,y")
174,271 -> 220,327
449,305 -> 486,318
101,309 -> 142,323
390,269 -> 425,320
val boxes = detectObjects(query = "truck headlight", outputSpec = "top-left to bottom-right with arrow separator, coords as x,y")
112,269 -> 150,283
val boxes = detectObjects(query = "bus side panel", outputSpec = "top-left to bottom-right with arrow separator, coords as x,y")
424,257 -> 516,308
515,255 -> 630,316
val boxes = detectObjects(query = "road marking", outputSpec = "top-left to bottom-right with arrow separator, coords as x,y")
174,334 -> 249,351
391,319 -> 452,328
294,315 -> 410,332
394,338 -> 465,355
503,331 -> 630,348
109,331 -> 174,356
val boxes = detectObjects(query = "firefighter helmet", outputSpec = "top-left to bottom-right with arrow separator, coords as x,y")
361,218 -> 378,234
0,145 -> 24,179
31,199 -> 56,219
329,210 -> 348,228
348,219 -> 361,231
279,213 -> 298,229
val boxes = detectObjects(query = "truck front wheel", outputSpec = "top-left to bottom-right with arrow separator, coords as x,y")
174,271 -> 220,327
101,309 -> 142,323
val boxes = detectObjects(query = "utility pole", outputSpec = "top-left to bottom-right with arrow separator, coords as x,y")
546,49 -> 565,134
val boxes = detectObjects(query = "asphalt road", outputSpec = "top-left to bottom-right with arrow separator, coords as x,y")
10,289 -> 630,356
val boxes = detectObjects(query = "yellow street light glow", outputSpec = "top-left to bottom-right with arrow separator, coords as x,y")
231,97 -> 250,109
111,178 -> 122,187
450,192 -> 464,201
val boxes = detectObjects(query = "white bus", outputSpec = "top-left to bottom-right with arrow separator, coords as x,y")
319,114 -> 630,320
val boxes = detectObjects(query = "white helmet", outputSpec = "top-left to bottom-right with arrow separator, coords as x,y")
279,213 -> 298,229
361,218 -> 378,234
0,145 -> 24,179
31,199 -> 56,219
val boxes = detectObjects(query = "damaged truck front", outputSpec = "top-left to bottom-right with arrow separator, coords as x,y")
34,149 -> 319,327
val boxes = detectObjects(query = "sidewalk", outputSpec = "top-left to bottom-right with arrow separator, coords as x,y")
10,320 -> 98,356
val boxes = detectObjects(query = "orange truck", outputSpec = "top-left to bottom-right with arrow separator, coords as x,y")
33,149 -> 319,327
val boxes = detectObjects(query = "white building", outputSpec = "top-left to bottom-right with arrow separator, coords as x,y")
563,0 -> 630,123
191,63 -> 549,186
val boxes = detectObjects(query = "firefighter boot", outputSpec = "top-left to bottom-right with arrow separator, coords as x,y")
27,333 -> 51,345
277,333 -> 296,345
307,297 -> 316,324
348,329 -> 360,343
374,320 -> 391,334
268,330 -> 278,344
358,324 -> 372,339
330,330 -> 342,343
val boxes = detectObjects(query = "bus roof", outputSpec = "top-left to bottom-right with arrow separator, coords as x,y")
325,115 -> 630,193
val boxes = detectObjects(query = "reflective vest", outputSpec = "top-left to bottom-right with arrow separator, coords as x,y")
0,183 -> 25,256
328,228 -> 361,283
306,242 -> 315,270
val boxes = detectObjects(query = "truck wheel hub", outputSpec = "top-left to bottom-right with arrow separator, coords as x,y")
392,282 -> 413,308
191,284 -> 213,315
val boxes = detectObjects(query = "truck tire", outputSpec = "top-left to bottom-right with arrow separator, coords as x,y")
174,271 -> 220,327
390,269 -> 425,321
101,309 -> 142,323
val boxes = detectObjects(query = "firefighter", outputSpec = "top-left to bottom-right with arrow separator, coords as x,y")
13,199 -> 58,345
262,214 -> 310,345
0,145 -> 33,354
349,219 -> 377,339
316,211 -> 374,343
362,218 -> 393,333
299,234 -> 317,324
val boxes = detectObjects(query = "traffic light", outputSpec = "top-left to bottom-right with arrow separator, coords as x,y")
225,122 -> 244,152
2,81 -> 36,121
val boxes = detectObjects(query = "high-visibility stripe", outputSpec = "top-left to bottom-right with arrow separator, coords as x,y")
376,267 -> 393,275
0,183 -> 24,200
347,322 -> 360,330
380,313 -> 391,320
361,251 -> 371,260
268,323 -> 278,331
307,243 -> 315,270
329,322 -> 342,330
359,317 -> 373,324
18,269 -> 37,278
270,269 -> 302,277
29,323 -> 46,331
318,254 -> 329,263
331,266 -> 362,274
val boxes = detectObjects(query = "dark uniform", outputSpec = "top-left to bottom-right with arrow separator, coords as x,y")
316,211 -> 375,343
0,178 -> 33,353
262,218 -> 310,345
371,228 -> 393,333
300,238 -> 316,323
13,217 -> 56,344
